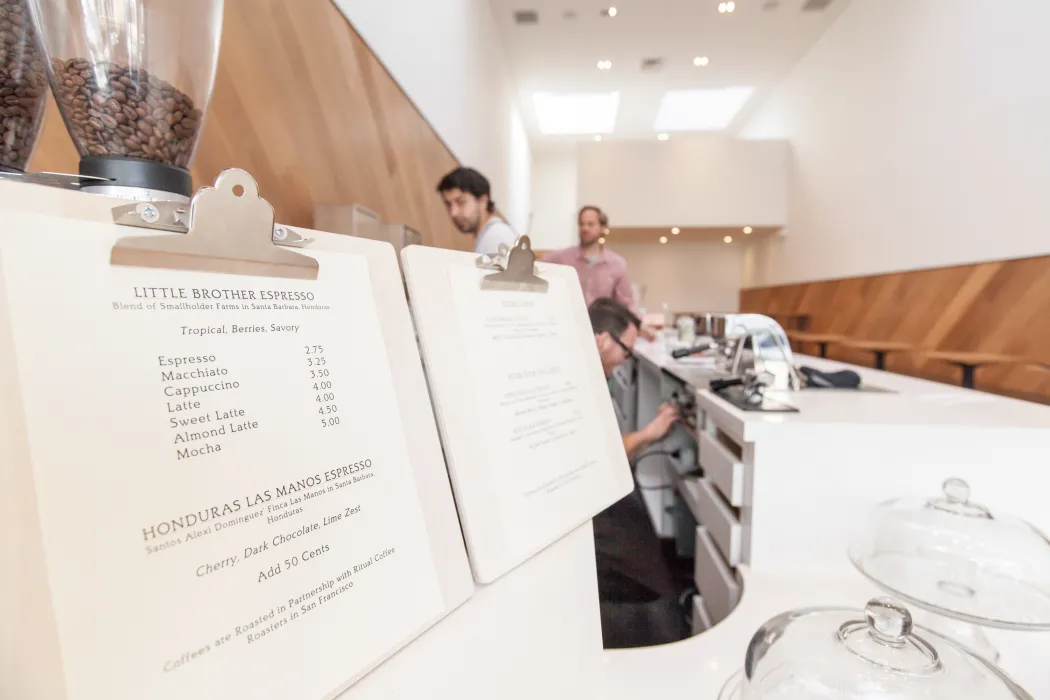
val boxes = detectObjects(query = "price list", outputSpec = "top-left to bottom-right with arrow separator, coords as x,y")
305,344 -> 340,429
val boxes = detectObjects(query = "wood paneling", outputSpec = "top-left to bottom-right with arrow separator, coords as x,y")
605,226 -> 778,245
28,0 -> 470,251
740,256 -> 1050,402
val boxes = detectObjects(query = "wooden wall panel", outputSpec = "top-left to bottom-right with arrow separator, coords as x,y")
27,0 -> 470,252
740,256 -> 1050,403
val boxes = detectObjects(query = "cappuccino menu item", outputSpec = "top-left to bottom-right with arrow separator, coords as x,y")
0,226 -> 442,699
402,246 -> 632,583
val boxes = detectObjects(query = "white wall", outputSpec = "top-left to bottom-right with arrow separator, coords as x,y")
576,139 -> 790,230
612,241 -> 744,314
529,146 -> 579,250
740,0 -> 1050,287
335,0 -> 532,234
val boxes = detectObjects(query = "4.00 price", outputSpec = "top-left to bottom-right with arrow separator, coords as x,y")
316,392 -> 335,403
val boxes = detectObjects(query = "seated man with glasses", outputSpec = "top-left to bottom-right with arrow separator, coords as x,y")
589,297 -> 688,648
589,297 -> 678,457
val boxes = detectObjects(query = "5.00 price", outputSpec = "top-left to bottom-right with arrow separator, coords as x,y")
321,417 -> 341,428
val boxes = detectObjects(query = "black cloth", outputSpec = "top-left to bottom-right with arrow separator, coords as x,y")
593,488 -> 689,648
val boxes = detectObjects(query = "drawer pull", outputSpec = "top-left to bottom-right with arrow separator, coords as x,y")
694,526 -> 742,623
699,431 -> 748,506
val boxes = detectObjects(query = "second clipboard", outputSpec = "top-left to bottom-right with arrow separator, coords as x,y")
402,238 -> 634,584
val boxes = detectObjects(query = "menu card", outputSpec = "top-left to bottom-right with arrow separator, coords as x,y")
0,227 -> 442,699
403,245 -> 632,583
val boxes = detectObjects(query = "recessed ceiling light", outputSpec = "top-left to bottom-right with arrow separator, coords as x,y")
723,235 -> 733,243
656,133 -> 670,141
671,227 -> 680,234
532,91 -> 620,135
603,227 -> 610,235
659,236 -> 668,244
693,56 -> 710,67
743,226 -> 752,234
593,135 -> 602,141
597,60 -> 612,70
599,236 -> 606,244
653,87 -> 754,131
607,6 -> 618,17
718,1 -> 736,12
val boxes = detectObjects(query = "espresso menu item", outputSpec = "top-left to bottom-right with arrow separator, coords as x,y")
50,58 -> 202,167
0,230 -> 442,699
0,0 -> 48,170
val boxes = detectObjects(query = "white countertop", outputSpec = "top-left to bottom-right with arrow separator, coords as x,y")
632,338 -> 1050,440
603,569 -> 1050,699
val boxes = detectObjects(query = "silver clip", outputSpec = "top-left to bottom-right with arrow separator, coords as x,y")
273,224 -> 314,248
111,201 -> 190,233
476,235 -> 549,293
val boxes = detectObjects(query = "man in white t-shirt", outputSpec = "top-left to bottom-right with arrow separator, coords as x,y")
437,167 -> 518,255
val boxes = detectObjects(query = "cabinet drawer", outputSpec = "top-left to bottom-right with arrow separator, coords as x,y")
691,594 -> 713,635
691,477 -> 743,566
699,431 -> 748,506
694,526 -> 742,624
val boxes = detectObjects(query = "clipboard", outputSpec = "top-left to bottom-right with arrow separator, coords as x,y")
402,238 -> 633,583
0,170 -> 473,700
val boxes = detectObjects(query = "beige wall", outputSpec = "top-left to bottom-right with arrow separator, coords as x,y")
612,241 -> 744,315
740,0 -> 1050,286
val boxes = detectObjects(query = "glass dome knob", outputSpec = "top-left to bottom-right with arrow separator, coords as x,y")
866,597 -> 912,645
943,478 -> 971,504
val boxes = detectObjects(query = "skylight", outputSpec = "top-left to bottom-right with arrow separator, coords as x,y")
652,87 -> 754,132
533,92 -> 620,135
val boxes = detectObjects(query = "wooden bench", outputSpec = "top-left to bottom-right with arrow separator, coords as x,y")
919,350 -> 1023,390
839,339 -> 915,371
785,331 -> 843,358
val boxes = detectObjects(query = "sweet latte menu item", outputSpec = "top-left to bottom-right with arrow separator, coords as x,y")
0,224 -> 443,699
402,246 -> 632,583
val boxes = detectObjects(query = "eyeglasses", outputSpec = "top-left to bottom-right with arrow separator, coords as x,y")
610,334 -> 635,360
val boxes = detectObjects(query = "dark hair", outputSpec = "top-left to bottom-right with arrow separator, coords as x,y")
437,167 -> 496,213
589,297 -> 640,338
578,205 -> 608,227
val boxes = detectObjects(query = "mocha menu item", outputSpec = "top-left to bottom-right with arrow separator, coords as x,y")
0,227 -> 441,699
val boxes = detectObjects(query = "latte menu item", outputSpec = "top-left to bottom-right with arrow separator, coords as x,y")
402,246 -> 633,583
0,217 -> 448,699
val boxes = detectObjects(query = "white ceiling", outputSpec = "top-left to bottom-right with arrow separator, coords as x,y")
490,0 -> 849,141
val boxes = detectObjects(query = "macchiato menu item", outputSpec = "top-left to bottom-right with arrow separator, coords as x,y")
0,227 -> 443,699
402,246 -> 632,583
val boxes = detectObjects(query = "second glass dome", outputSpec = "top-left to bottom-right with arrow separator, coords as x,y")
849,478 -> 1050,629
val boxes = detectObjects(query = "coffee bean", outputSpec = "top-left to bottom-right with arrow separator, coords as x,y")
49,57 -> 201,169
0,0 -> 44,170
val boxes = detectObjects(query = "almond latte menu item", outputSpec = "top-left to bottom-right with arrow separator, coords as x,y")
0,229 -> 441,699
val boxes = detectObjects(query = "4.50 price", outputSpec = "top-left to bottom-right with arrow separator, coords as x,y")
318,405 -> 338,416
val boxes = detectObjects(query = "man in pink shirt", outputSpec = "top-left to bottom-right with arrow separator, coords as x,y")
544,205 -> 655,338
